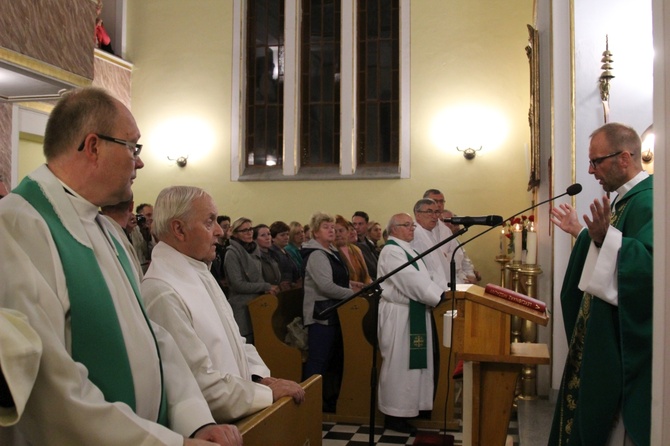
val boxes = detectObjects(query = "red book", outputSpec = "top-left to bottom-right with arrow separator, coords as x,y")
484,283 -> 546,313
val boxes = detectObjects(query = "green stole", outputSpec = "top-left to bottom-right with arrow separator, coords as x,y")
14,177 -> 168,426
385,239 -> 428,369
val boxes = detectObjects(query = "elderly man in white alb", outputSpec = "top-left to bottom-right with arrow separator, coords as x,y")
142,186 -> 305,423
0,87 -> 240,445
377,213 -> 444,434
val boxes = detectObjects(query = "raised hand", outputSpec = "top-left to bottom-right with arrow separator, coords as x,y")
550,203 -> 583,237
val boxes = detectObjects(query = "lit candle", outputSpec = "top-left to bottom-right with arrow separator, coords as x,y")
513,224 -> 523,262
500,228 -> 506,256
526,231 -> 537,265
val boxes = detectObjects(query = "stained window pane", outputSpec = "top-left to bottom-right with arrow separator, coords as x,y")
245,0 -> 285,167
300,0 -> 341,166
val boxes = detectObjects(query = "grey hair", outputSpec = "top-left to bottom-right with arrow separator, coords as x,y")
413,198 -> 436,215
153,185 -> 210,239
309,212 -> 335,234
386,213 -> 411,236
423,189 -> 442,198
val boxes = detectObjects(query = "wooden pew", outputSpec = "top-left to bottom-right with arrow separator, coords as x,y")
329,295 -> 383,424
235,375 -> 322,445
248,290 -> 304,382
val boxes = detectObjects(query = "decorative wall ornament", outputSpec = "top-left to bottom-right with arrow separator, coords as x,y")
599,35 -> 615,123
526,25 -> 540,192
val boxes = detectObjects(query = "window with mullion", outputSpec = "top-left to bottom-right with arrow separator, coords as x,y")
300,0 -> 341,166
357,0 -> 399,165
245,0 -> 285,167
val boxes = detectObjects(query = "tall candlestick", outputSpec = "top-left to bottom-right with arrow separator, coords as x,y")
513,224 -> 523,262
526,231 -> 537,264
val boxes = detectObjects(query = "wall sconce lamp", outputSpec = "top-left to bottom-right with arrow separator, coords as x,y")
456,146 -> 482,160
167,155 -> 188,167
641,124 -> 654,164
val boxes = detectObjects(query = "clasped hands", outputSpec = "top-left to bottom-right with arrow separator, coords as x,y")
550,195 -> 611,246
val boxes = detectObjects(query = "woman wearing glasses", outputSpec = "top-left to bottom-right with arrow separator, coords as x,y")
224,217 -> 280,344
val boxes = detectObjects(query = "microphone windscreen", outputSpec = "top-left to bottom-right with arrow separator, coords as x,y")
488,215 -> 504,226
567,183 -> 582,196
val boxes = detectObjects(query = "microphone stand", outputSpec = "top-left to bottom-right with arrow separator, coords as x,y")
317,227 -> 467,446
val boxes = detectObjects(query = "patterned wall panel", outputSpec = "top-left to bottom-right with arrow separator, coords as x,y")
0,0 -> 95,79
0,103 -> 12,184
93,52 -> 133,109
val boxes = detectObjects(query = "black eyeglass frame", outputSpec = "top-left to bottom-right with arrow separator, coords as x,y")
588,151 -> 627,169
77,133 -> 143,157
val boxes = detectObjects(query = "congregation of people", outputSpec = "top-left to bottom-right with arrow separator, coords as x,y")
0,86 -> 652,446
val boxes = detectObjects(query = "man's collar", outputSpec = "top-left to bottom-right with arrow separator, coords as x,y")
616,170 -> 649,201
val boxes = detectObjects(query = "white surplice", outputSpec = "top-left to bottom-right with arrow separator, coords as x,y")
0,309 -> 42,427
142,242 -> 273,423
0,165 -> 213,446
377,236 -> 444,417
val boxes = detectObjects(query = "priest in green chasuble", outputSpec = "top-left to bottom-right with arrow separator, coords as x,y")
549,122 -> 652,446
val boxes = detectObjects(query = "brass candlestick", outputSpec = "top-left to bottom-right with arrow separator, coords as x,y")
506,261 -> 523,343
518,263 -> 543,399
495,255 -> 511,288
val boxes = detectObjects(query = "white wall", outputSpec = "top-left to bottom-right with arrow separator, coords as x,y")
544,0 -> 653,391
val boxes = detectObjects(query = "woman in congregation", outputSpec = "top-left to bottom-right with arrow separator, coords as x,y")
225,217 -> 279,344
285,221 -> 305,270
334,215 -> 371,285
301,212 -> 363,412
367,220 -> 384,255
269,221 -> 303,290
253,224 -> 282,290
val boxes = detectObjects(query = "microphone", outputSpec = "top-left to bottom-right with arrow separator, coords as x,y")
443,215 -> 503,227
506,183 -> 582,222
447,183 -> 582,294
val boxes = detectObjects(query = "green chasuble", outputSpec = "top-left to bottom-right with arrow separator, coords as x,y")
14,177 -> 168,426
549,175 -> 653,446
385,239 -> 428,369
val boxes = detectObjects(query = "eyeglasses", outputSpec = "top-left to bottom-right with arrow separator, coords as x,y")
78,133 -> 143,157
417,210 -> 441,215
588,151 -> 625,169
394,223 -> 417,229
235,227 -> 254,233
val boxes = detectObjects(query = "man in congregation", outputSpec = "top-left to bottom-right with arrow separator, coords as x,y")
549,123 -> 652,445
100,197 -> 144,277
420,189 -> 471,284
410,198 -> 450,289
352,210 -> 379,279
442,209 -> 481,284
0,87 -> 241,445
142,185 -> 305,423
377,213 -> 444,434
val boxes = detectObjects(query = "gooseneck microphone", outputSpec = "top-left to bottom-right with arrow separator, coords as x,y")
448,183 -> 583,294
443,215 -> 504,227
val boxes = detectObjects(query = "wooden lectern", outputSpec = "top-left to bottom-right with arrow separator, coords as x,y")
444,285 -> 550,446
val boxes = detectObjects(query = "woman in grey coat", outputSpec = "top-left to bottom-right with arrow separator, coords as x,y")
224,218 -> 279,343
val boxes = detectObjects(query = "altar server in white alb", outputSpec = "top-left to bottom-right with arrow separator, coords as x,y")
0,87 -> 240,446
142,185 -> 305,423
377,213 -> 445,434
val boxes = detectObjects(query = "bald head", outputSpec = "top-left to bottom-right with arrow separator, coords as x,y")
387,213 -> 415,242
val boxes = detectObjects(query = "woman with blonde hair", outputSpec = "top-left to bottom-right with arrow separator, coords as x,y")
301,212 -> 362,412
285,221 -> 305,270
